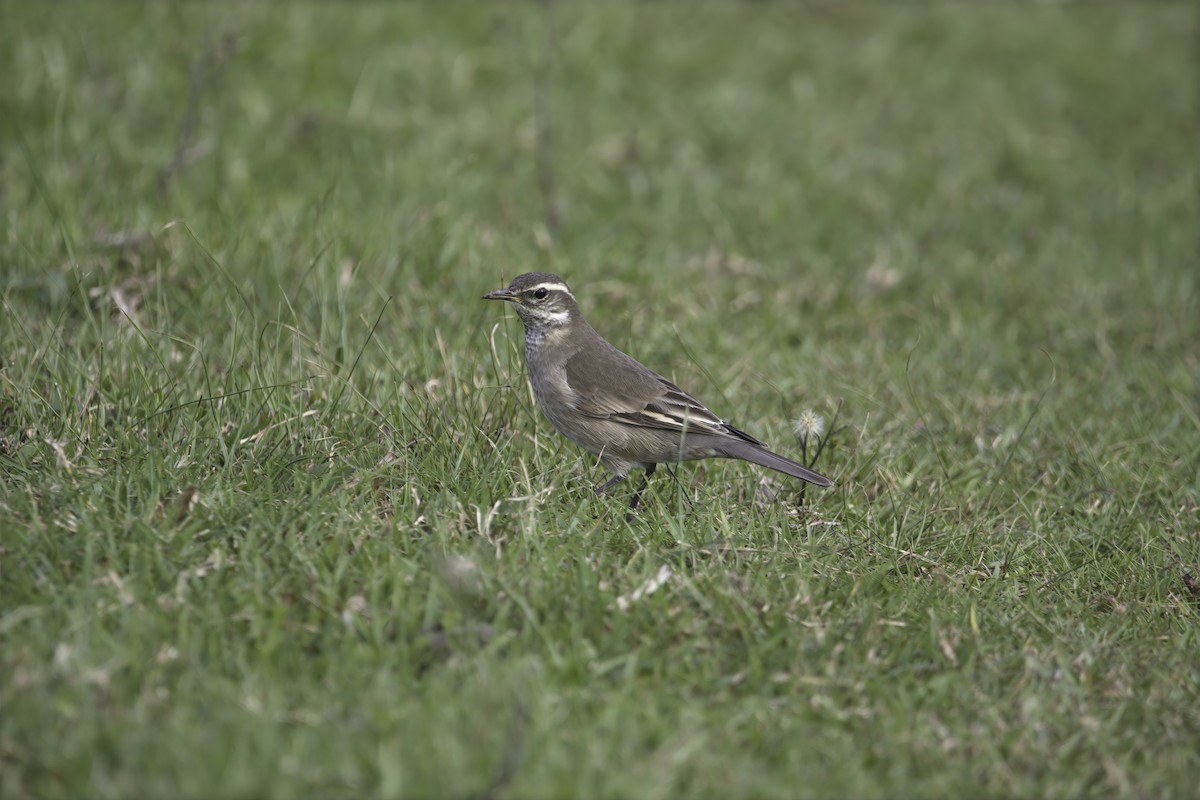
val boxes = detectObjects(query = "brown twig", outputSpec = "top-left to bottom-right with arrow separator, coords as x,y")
534,1 -> 560,236
158,33 -> 239,195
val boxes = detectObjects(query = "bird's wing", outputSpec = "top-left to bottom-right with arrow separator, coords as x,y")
563,339 -> 767,447
629,377 -> 769,447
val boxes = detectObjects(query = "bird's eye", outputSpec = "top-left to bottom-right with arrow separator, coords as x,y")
533,288 -> 549,300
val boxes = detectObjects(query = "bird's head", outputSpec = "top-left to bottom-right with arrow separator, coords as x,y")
483,272 -> 580,333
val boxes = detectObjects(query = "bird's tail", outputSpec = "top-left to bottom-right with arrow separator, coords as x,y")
716,440 -> 833,488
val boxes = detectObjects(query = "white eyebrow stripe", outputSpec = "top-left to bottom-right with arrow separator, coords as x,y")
527,282 -> 574,298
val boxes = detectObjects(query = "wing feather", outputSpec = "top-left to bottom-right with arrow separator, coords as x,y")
562,337 -> 767,447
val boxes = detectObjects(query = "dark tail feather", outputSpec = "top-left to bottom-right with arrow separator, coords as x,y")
717,440 -> 833,488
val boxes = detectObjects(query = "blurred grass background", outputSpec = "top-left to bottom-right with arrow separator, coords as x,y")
2,3 -> 1197,799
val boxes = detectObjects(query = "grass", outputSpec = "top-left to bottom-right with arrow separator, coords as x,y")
2,2 -> 1198,798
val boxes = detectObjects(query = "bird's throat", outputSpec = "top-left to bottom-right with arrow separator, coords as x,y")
523,322 -> 571,350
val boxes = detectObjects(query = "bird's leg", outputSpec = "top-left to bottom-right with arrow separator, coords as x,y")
628,464 -> 657,513
595,474 -> 626,495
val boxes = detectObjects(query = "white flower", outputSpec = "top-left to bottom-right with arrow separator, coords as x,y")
792,410 -> 825,441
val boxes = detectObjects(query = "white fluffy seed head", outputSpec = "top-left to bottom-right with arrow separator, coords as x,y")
792,409 -> 825,440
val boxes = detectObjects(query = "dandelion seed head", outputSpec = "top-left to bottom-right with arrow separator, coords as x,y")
792,409 -> 825,440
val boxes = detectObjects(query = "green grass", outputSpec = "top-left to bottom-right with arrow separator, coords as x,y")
2,3 -> 1198,798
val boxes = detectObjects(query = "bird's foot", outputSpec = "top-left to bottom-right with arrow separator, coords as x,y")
625,464 -> 657,521
595,474 -> 626,495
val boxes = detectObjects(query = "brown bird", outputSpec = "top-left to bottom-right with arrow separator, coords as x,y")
485,272 -> 832,510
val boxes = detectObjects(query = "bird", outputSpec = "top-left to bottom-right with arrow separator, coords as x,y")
483,272 -> 832,511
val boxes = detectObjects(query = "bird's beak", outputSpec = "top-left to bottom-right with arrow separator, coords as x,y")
482,287 -> 517,302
